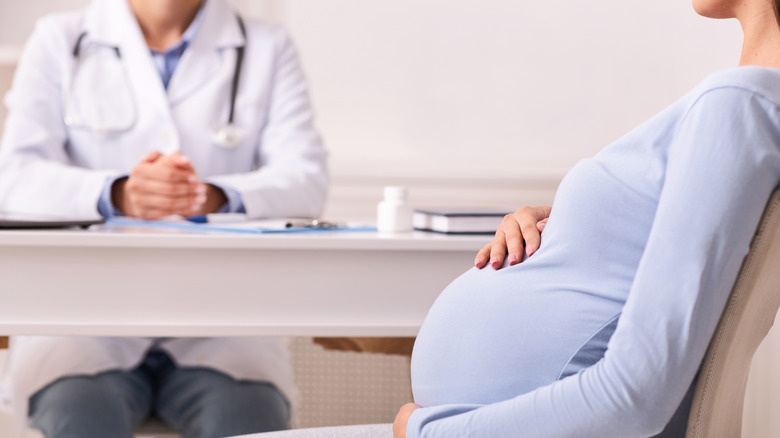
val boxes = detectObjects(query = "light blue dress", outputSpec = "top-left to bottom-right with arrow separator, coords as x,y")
408,67 -> 780,437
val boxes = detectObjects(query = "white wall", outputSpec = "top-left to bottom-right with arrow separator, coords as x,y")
273,1 -> 741,181
255,0 -> 741,217
0,0 -> 90,45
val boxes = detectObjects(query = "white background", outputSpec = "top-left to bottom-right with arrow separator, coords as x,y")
272,1 -> 741,180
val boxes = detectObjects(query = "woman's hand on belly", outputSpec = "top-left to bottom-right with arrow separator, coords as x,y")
393,403 -> 420,438
475,205 -> 551,270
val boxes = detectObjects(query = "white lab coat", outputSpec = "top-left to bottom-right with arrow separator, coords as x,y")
0,0 -> 327,429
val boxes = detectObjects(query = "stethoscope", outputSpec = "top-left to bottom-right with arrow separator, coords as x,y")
63,14 -> 247,149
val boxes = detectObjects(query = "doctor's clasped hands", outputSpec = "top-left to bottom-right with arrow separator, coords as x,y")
114,150 -> 226,219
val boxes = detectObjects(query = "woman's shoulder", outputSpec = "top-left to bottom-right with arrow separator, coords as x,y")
693,66 -> 780,106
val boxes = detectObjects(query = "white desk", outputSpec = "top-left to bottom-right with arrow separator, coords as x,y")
0,225 -> 487,337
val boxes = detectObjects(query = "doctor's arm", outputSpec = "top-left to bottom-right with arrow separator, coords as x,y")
207,27 -> 328,219
0,18 -> 115,218
404,88 -> 780,437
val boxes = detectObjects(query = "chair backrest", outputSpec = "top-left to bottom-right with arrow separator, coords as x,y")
686,190 -> 780,438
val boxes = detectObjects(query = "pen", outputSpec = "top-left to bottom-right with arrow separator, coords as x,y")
187,215 -> 208,224
187,215 -> 341,229
285,219 -> 341,229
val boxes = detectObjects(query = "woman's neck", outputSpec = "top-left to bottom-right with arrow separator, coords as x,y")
128,0 -> 203,51
739,8 -> 780,68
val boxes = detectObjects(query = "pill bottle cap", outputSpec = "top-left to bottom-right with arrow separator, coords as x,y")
383,186 -> 408,201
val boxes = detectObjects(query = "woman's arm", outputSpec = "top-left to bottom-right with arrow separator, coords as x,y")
406,87 -> 780,437
207,26 -> 328,219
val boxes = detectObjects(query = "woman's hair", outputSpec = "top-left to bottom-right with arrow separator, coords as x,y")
776,0 -> 780,25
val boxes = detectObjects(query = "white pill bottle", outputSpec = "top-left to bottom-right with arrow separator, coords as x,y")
377,186 -> 413,233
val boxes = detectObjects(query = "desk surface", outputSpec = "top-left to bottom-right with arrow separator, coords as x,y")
0,224 -> 487,251
0,226 -> 488,337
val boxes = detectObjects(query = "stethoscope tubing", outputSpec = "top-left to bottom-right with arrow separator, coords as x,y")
228,15 -> 246,126
64,34 -> 138,133
66,13 -> 247,145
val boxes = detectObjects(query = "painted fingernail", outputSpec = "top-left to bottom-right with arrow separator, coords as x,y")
475,257 -> 482,267
508,253 -> 519,265
489,257 -> 499,268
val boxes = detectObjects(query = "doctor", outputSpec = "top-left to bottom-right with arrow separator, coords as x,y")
0,0 -> 327,437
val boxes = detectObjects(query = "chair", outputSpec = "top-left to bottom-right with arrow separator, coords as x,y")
686,190 -> 780,437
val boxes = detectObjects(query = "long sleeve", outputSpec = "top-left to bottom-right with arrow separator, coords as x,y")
407,87 -> 780,437
207,27 -> 328,219
0,18 -> 117,218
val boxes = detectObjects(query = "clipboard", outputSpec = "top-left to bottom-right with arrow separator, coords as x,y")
106,217 -> 376,234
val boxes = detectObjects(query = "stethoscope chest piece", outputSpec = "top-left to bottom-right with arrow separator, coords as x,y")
211,124 -> 244,149
212,15 -> 248,150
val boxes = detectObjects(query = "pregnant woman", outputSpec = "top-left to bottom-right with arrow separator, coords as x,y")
251,0 -> 780,437
396,0 -> 780,436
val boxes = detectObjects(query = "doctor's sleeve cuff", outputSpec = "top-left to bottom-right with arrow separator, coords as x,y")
96,175 -> 127,218
208,181 -> 246,213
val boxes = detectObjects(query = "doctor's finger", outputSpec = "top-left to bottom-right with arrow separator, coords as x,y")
133,163 -> 197,183
130,207 -> 174,220
132,206 -> 188,221
126,196 -> 203,220
124,175 -> 198,200
141,150 -> 163,163
132,192 -> 206,213
134,179 -> 206,197
162,151 -> 197,171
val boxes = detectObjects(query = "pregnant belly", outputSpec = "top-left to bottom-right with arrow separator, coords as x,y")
410,265 -> 622,407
